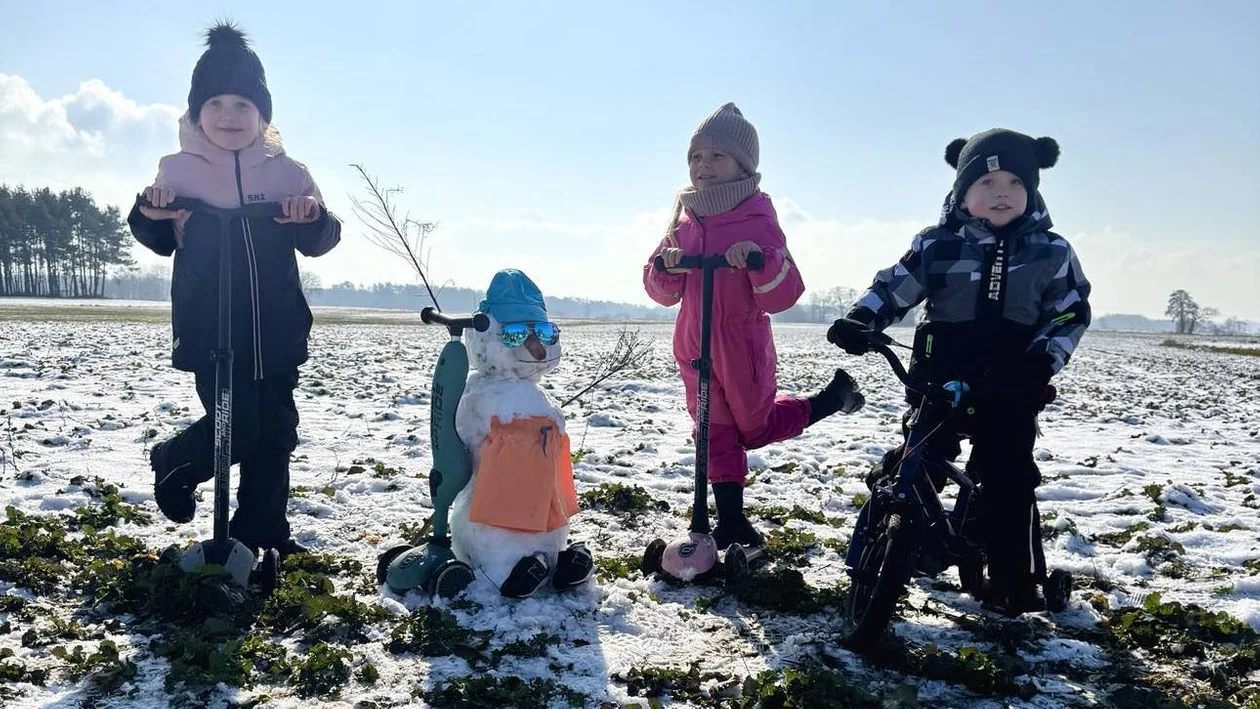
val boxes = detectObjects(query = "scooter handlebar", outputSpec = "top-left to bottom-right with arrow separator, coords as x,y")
653,251 -> 765,272
420,307 -> 490,332
138,195 -> 286,220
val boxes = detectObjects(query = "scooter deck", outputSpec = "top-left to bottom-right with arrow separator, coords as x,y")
645,541 -> 770,585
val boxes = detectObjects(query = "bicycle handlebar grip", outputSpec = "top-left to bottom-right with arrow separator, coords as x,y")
653,251 -> 766,272
421,307 -> 490,332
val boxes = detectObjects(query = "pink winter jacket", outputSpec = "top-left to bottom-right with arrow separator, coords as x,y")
643,192 -> 805,408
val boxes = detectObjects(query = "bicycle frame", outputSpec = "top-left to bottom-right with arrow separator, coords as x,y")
849,398 -> 982,569
846,331 -> 984,568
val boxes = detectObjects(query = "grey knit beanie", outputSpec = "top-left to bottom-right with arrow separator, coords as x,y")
688,102 -> 759,175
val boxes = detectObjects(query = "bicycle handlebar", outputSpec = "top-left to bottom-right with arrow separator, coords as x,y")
865,330 -> 1054,408
653,251 -> 765,272
855,328 -> 972,407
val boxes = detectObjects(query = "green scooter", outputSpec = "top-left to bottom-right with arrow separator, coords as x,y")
376,307 -> 488,597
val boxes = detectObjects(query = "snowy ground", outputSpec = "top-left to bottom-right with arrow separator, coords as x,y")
1,305 -> 1258,707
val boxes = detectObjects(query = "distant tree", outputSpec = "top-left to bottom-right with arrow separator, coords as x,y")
105,264 -> 171,301
299,270 -> 323,297
1191,306 -> 1218,335
1220,317 -> 1247,336
1165,290 -> 1199,334
0,185 -> 132,296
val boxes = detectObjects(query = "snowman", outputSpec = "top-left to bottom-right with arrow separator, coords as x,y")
449,269 -> 594,598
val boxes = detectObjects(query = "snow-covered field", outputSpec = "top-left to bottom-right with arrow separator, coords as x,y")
1,306 -> 1258,707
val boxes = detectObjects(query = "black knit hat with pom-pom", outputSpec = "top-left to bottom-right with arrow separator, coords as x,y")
187,21 -> 272,123
944,128 -> 1058,200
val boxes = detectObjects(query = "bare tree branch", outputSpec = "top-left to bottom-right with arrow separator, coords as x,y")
561,328 -> 654,408
349,163 -> 442,310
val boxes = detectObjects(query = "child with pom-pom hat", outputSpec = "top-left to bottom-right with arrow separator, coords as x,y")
128,21 -> 342,557
828,129 -> 1092,616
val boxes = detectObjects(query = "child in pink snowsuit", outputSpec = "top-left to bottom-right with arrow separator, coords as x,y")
643,103 -> 864,549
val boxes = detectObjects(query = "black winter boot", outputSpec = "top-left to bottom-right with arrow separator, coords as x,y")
808,368 -> 864,425
711,482 -> 764,550
151,439 -> 196,524
500,553 -> 550,598
552,543 -> 594,590
982,576 -> 1047,617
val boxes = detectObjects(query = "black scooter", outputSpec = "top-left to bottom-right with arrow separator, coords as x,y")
145,196 -> 287,596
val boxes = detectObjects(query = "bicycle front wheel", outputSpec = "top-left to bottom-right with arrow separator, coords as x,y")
841,509 -> 919,651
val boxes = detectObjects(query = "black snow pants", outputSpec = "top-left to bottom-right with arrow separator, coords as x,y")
162,369 -> 300,549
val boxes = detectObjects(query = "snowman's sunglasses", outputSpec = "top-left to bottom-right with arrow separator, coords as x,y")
500,321 -> 561,348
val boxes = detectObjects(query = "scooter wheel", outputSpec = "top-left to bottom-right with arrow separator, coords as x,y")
642,538 -> 666,576
254,548 -> 281,598
376,544 -> 414,585
430,559 -> 475,599
723,544 -> 749,583
159,544 -> 184,565
1044,569 -> 1072,613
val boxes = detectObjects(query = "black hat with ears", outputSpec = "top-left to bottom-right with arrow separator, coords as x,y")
187,21 -> 272,123
945,128 -> 1059,200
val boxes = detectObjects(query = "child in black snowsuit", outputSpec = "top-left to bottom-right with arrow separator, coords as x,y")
127,24 -> 341,556
829,129 -> 1091,614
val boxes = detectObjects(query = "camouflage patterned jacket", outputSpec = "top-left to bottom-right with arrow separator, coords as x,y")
847,192 -> 1091,387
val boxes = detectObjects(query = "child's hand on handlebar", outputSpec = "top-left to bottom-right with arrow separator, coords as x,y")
725,241 -> 762,269
827,318 -> 874,355
659,247 -> 690,274
275,196 -> 321,224
137,186 -> 189,221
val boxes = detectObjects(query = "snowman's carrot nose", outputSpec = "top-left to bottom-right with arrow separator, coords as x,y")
525,336 -> 548,361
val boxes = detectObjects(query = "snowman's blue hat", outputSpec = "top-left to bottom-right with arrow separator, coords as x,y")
478,269 -> 548,324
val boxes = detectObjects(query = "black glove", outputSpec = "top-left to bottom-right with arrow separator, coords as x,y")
1000,355 -> 1055,401
827,318 -> 873,355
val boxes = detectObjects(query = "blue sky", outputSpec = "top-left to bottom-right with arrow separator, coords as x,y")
2,1 -> 1258,319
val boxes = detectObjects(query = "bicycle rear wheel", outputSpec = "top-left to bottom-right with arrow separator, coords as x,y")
841,508 -> 919,651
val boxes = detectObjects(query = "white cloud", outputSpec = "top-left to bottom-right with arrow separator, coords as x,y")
1068,228 -> 1260,321
0,74 -> 181,209
423,208 -> 677,306
786,216 -> 1260,321
308,198 -> 1260,322
402,202 -> 923,309
3,73 -> 1256,321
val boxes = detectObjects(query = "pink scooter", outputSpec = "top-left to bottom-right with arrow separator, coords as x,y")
642,251 -> 764,583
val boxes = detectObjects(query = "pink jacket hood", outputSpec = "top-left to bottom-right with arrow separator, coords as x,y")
153,113 -> 321,211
